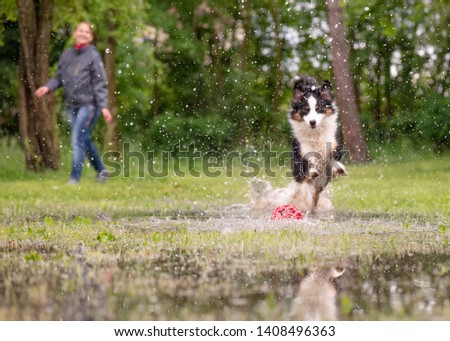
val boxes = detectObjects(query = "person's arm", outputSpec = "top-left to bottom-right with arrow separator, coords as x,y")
91,52 -> 111,123
101,108 -> 112,123
35,52 -> 65,97
35,86 -> 50,97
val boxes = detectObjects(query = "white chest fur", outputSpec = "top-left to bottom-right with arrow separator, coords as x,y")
289,114 -> 338,159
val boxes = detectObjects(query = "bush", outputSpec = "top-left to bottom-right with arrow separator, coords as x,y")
143,112 -> 236,152
389,95 -> 450,153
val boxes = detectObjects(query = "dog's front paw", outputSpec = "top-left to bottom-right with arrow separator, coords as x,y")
329,161 -> 347,178
334,161 -> 347,176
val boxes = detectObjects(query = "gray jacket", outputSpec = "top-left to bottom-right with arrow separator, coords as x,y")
46,45 -> 108,109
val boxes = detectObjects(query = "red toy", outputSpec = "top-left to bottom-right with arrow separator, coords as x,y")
271,204 -> 304,220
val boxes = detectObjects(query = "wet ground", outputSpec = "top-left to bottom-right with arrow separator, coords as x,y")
0,209 -> 449,321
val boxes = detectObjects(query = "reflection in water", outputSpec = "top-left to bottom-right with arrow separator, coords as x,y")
114,251 -> 450,320
2,243 -> 450,320
289,266 -> 345,321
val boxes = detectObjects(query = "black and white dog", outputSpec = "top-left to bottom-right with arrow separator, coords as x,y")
248,75 -> 346,217
289,75 -> 346,211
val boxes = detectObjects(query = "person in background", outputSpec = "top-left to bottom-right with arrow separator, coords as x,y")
35,21 -> 112,184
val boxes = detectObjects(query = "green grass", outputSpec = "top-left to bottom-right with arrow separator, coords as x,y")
334,156 -> 450,218
1,138 -> 450,320
1,138 -> 449,220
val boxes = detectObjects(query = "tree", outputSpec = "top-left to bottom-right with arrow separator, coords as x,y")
268,0 -> 283,112
326,0 -> 369,162
103,8 -> 121,157
16,0 -> 59,170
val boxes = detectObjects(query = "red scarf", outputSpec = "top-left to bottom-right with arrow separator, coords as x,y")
74,43 -> 89,50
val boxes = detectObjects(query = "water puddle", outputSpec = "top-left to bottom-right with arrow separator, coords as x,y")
118,250 -> 450,320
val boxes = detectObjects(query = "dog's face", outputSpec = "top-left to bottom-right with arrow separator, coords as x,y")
291,77 -> 334,129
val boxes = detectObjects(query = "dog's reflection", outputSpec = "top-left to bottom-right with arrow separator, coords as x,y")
289,266 -> 345,321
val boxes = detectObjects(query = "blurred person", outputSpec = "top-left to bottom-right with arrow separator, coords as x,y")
35,22 -> 112,184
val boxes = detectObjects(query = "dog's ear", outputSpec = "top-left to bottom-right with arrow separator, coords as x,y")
293,76 -> 306,101
293,87 -> 304,102
320,80 -> 333,101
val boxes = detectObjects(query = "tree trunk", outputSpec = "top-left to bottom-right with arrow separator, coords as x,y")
268,0 -> 282,112
17,0 -> 59,170
103,9 -> 121,158
326,0 -> 369,162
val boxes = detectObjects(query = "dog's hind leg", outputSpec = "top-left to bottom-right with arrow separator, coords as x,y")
310,177 -> 327,215
315,188 -> 334,218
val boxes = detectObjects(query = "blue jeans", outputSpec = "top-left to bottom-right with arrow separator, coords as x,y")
67,105 -> 104,181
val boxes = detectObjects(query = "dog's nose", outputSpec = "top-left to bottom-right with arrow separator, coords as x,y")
310,120 -> 316,127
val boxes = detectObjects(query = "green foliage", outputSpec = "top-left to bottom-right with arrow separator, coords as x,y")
95,231 -> 116,242
43,216 -> 55,227
0,21 -> 19,137
346,0 -> 449,150
388,95 -> 450,152
0,0 -> 17,46
22,251 -> 42,262
340,294 -> 353,316
438,225 -> 448,234
145,113 -> 235,152
75,216 -> 92,225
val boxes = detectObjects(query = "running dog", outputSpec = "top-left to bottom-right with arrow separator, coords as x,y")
289,75 -> 346,212
248,75 -> 346,217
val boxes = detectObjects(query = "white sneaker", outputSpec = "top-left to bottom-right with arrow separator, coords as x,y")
97,170 -> 110,184
67,178 -> 79,185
